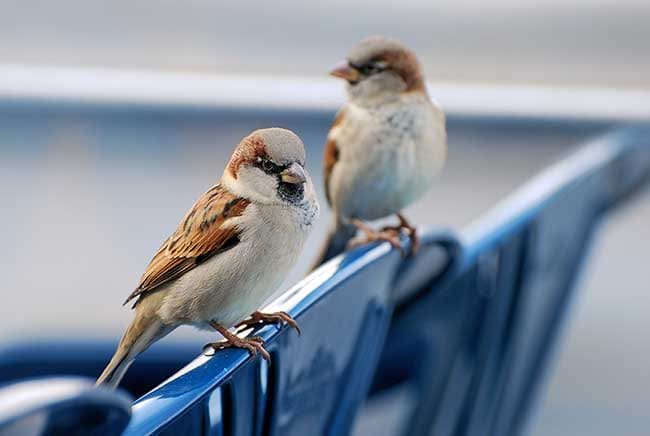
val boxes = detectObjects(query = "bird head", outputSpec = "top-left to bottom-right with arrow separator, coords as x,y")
330,36 -> 426,103
224,128 -> 315,208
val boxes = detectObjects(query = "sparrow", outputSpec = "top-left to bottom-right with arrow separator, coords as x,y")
313,36 -> 447,267
96,128 -> 319,388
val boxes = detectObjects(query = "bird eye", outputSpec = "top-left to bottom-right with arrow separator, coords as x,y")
260,159 -> 279,174
358,63 -> 384,76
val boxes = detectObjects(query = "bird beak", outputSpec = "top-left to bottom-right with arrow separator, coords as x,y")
329,61 -> 360,83
280,163 -> 307,185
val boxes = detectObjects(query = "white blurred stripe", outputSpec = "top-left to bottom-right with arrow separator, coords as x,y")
0,64 -> 649,121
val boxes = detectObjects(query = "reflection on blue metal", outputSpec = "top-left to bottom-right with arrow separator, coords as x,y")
0,127 -> 648,436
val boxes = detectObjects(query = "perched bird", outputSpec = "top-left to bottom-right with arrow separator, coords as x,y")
313,36 -> 447,266
97,128 -> 319,388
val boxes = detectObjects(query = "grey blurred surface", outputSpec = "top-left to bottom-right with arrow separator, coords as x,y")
0,0 -> 649,88
1,106 -> 647,434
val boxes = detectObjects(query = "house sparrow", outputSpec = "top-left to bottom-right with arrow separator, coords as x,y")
96,128 -> 319,388
313,36 -> 447,267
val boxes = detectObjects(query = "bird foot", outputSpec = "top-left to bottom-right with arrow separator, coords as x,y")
205,321 -> 271,361
235,310 -> 301,336
347,224 -> 405,255
202,335 -> 270,362
380,213 -> 419,255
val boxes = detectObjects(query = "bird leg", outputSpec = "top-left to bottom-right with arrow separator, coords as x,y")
235,310 -> 301,336
347,218 -> 405,255
380,213 -> 419,255
203,321 -> 270,362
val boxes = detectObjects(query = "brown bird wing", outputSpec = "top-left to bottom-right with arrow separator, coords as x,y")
323,109 -> 346,205
124,184 -> 250,307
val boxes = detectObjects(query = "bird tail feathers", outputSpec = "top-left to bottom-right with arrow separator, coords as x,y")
96,312 -> 172,389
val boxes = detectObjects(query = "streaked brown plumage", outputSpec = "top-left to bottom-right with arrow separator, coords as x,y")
323,109 -> 346,204
125,186 -> 249,307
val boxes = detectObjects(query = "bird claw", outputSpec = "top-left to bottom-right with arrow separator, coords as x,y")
347,228 -> 406,255
203,336 -> 270,362
235,311 -> 301,336
378,214 -> 419,255
379,227 -> 418,255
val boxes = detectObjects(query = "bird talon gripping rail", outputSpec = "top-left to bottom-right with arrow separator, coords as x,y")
1,126 -> 649,436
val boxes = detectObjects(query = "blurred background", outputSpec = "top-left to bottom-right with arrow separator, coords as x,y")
1,0 -> 649,87
1,1 -> 649,435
